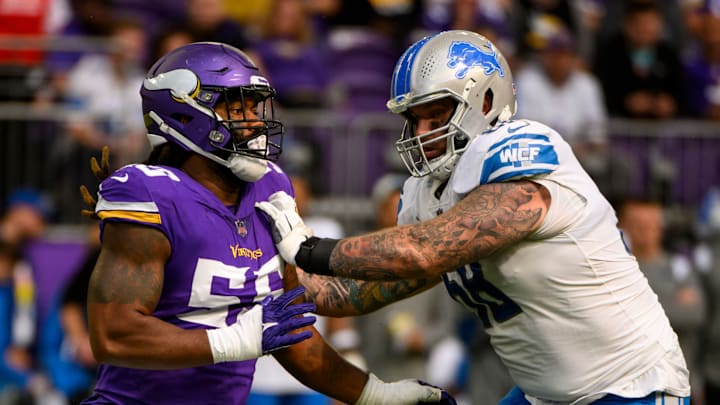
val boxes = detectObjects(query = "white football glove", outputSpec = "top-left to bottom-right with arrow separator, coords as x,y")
356,373 -> 453,405
255,191 -> 313,266
206,287 -> 316,363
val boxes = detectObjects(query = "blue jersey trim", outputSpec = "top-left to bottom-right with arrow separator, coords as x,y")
480,142 -> 559,184
491,168 -> 554,183
488,133 -> 552,152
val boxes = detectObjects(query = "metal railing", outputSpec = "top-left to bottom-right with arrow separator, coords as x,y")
1,104 -> 719,230
0,35 -> 116,53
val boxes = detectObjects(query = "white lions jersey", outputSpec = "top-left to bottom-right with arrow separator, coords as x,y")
397,120 -> 690,404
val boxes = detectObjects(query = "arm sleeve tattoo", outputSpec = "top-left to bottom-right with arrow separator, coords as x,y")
326,181 -> 550,280
298,271 -> 440,317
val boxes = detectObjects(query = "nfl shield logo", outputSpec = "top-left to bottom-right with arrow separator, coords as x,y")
235,220 -> 248,237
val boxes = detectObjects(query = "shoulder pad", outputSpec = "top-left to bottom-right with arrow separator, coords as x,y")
95,164 -> 184,227
453,120 -> 560,194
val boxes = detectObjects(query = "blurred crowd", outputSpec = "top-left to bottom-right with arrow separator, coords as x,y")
4,0 -> 720,120
2,0 -> 720,204
2,0 -> 720,404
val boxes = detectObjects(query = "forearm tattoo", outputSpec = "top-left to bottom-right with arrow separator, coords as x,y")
299,272 -> 434,316
331,181 -> 549,280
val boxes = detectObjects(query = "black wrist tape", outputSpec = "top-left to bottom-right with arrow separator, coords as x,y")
295,237 -> 338,276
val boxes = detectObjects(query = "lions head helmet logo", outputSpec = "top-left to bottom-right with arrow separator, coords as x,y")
447,41 -> 505,79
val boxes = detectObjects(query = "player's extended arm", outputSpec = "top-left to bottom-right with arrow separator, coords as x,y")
87,222 -> 315,369
274,267 -> 455,404
257,181 -> 550,280
297,269 -> 441,316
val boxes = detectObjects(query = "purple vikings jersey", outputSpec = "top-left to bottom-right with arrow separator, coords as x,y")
86,162 -> 291,405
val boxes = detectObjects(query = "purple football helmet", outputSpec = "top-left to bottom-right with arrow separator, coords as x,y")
141,42 -> 284,181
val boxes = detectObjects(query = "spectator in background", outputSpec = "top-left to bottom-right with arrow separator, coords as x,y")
452,0 -> 499,33
0,189 -> 51,249
0,239 -> 51,405
0,195 -> 95,404
112,0 -> 188,46
183,0 -> 249,50
416,0 -> 511,35
61,229 -> 99,357
416,0 -> 499,33
595,0 -> 689,57
415,0 -> 517,69
516,22 -> 606,148
0,190 -> 60,404
46,16 -> 146,225
593,0 -> 686,119
250,0 -> 331,109
146,25 -> 195,70
40,0 -> 115,105
62,18 -> 148,169
507,0 -> 588,63
222,0 -> 272,35
685,12 -> 720,120
321,0 -> 405,115
39,225 -> 100,405
680,0 -> 707,57
619,198 -> 707,405
514,21 -> 636,206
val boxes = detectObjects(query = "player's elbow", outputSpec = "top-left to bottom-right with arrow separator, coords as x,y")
87,313 -> 137,365
89,329 -> 125,364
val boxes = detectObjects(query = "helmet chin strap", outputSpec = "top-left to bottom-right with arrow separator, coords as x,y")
147,111 -> 268,182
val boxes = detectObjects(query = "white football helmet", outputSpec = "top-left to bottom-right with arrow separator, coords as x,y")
387,30 -> 516,180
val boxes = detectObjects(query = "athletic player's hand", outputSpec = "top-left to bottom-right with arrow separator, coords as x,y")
417,381 -> 457,405
80,145 -> 111,218
261,286 -> 316,353
255,191 -> 313,266
355,373 -> 457,404
206,286 -> 317,363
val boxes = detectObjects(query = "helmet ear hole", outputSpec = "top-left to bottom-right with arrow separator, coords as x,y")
483,89 -> 494,115
170,113 -> 193,125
